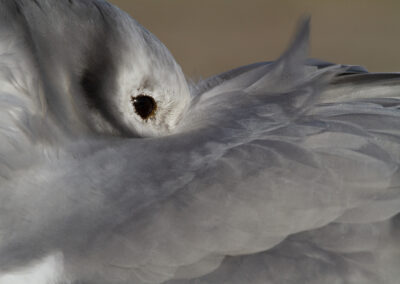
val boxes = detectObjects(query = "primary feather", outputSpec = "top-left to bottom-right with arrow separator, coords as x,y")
0,1 -> 399,283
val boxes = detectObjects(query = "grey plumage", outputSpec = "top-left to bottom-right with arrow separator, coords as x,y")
0,1 -> 399,283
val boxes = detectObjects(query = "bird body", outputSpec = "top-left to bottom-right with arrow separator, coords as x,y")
0,1 -> 400,283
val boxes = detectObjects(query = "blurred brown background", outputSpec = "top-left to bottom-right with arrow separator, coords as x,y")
109,0 -> 400,79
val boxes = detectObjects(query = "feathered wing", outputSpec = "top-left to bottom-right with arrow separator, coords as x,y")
70,21 -> 400,284
1,4 -> 400,284
167,67 -> 400,283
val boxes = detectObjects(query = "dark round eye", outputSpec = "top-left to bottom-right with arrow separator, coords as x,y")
131,95 -> 157,120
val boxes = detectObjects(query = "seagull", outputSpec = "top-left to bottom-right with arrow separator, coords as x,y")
0,1 -> 399,283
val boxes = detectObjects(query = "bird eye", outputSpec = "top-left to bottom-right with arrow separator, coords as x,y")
131,95 -> 157,120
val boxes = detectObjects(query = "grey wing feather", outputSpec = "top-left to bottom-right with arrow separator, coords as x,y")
193,58 -> 368,97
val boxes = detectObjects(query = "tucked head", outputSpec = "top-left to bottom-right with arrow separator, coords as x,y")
106,19 -> 191,137
13,0 -> 191,137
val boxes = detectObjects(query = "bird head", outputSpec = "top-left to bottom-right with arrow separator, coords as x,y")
12,0 -> 191,138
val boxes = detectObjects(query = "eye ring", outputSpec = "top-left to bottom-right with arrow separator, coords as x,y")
131,94 -> 157,120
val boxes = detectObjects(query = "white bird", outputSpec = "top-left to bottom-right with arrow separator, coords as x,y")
0,1 -> 399,283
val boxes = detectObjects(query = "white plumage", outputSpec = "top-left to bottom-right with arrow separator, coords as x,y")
0,1 -> 399,283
